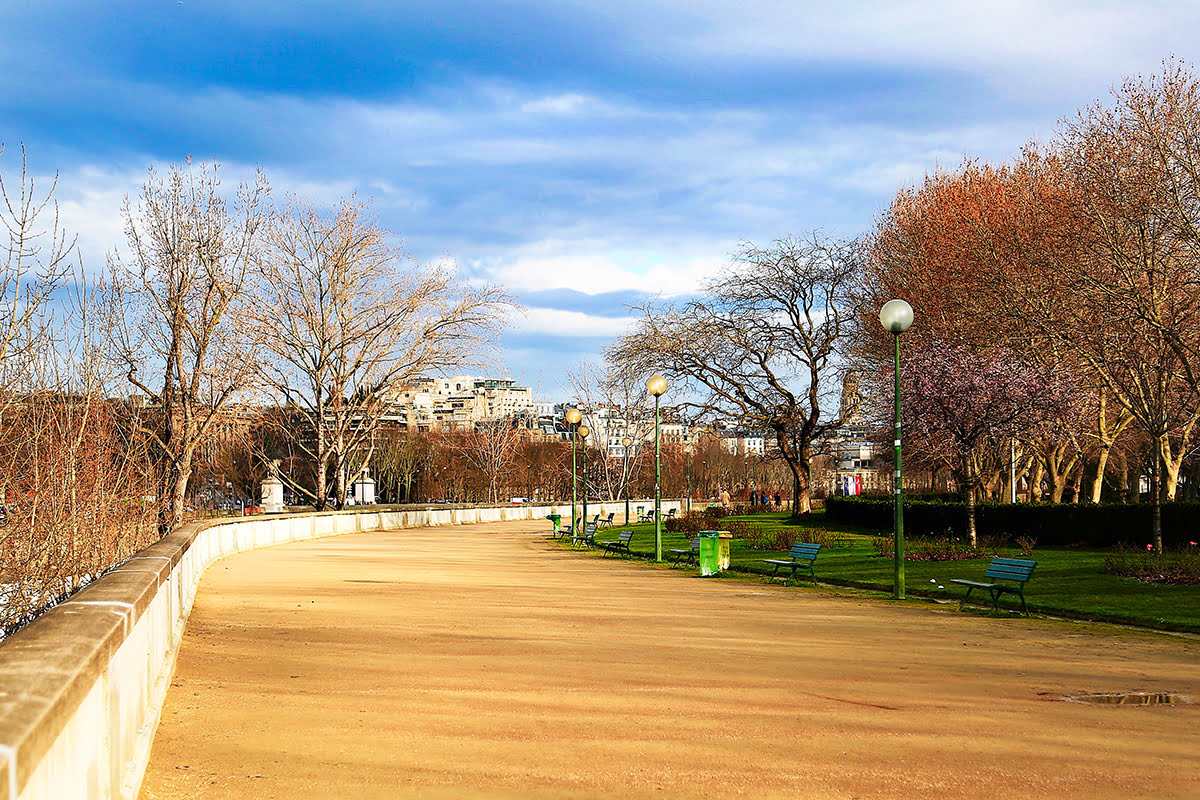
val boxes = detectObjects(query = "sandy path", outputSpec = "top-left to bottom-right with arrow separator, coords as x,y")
140,521 -> 1200,799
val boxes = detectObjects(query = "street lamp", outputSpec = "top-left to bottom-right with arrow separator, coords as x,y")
879,298 -> 914,600
622,436 -> 633,524
646,374 -> 669,561
578,424 -> 590,529
566,407 -> 582,533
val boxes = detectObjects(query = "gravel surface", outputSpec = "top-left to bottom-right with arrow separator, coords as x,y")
140,521 -> 1200,799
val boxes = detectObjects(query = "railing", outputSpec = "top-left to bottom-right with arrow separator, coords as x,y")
0,501 -> 643,800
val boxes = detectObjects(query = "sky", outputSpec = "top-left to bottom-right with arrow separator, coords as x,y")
3,0 -> 1198,400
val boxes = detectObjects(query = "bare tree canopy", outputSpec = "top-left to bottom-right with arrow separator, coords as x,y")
107,160 -> 270,533
609,233 -> 862,514
250,196 -> 514,509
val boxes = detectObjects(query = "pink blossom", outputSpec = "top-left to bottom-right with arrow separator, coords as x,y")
1147,544 -> 1153,550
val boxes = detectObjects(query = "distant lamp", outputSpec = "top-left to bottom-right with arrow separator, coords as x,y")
646,374 -> 669,561
566,407 -> 583,533
577,424 -> 590,528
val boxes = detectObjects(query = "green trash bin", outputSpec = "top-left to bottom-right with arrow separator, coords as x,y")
546,513 -> 562,535
699,530 -> 720,576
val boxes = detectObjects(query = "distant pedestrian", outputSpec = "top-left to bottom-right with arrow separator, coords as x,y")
773,491 -> 781,509
720,487 -> 731,508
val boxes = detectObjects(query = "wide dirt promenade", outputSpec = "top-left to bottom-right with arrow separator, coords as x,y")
141,520 -> 1200,799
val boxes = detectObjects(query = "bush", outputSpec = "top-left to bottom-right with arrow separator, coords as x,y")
871,533 -> 1005,561
826,496 -> 1199,548
664,515 -> 705,534
1104,543 -> 1200,585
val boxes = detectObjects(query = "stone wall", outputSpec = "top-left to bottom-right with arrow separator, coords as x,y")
0,500 -> 679,800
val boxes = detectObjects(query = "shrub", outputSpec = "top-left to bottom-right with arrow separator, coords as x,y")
871,533 -> 1002,561
665,515 -> 705,534
1104,543 -> 1200,586
826,495 -> 1199,548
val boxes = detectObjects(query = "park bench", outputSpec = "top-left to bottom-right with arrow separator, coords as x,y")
597,512 -> 616,528
598,529 -> 634,557
637,508 -> 655,523
572,522 -> 598,549
762,543 -> 822,586
951,557 -> 1036,614
669,536 -> 701,566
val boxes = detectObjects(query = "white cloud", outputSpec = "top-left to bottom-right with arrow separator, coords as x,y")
480,238 -> 727,296
518,307 -> 638,338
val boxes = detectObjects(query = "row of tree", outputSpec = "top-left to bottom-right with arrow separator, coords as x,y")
613,59 -> 1200,551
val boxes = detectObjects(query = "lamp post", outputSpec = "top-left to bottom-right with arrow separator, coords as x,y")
578,424 -> 590,528
566,407 -> 582,533
879,299 -> 914,600
622,436 -> 633,524
646,374 -> 669,561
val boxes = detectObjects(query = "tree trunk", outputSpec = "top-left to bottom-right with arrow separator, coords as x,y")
1152,439 -> 1163,554
1028,460 -> 1044,503
1090,445 -> 1111,503
965,477 -> 977,548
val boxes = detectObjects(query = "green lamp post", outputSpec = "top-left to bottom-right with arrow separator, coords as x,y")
879,298 -> 914,600
578,423 -> 590,530
565,407 -> 582,533
622,435 -> 633,524
646,374 -> 669,561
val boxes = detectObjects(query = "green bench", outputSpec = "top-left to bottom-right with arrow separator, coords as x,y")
763,543 -> 822,586
951,557 -> 1036,614
668,536 -> 701,566
572,522 -> 598,549
598,529 -> 634,557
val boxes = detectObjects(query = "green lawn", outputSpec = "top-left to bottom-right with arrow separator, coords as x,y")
572,511 -> 1200,633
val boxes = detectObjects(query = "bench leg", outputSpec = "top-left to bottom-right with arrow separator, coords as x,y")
959,585 -> 974,610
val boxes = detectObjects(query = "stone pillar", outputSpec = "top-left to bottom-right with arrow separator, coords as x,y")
353,467 -> 376,505
261,475 -> 285,514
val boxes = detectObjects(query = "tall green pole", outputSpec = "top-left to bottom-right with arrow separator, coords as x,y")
624,449 -> 630,525
655,393 -> 662,562
893,333 -> 905,600
581,439 -> 588,529
570,433 -> 577,534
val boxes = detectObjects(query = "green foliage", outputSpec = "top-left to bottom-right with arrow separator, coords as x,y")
826,496 -> 1198,548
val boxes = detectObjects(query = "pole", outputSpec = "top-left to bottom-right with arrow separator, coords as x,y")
624,447 -> 631,524
893,333 -> 905,600
686,451 -> 691,515
570,432 -> 577,534
655,393 -> 663,562
581,439 -> 588,530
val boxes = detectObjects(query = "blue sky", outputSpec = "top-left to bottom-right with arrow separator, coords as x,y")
3,1 -> 1197,400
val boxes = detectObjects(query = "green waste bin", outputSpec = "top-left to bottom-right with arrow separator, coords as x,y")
546,513 -> 562,535
699,530 -> 720,576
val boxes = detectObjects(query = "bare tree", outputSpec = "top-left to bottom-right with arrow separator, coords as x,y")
446,420 -> 525,504
566,358 -> 654,503
610,234 -> 861,515
0,146 -> 156,635
107,160 -> 269,533
250,197 -> 512,509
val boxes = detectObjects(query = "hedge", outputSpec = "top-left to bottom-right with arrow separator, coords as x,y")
824,495 -> 1197,548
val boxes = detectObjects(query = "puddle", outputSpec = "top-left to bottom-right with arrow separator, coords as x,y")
1062,692 -> 1188,706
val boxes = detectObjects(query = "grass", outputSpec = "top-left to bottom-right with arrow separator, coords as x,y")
571,511 -> 1200,634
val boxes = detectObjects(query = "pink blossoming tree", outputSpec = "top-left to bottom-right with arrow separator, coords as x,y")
899,340 -> 1078,546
